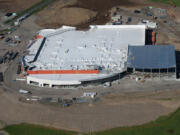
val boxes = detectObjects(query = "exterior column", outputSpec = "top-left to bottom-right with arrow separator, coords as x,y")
39,83 -> 43,87
167,68 -> 169,78
151,69 -> 152,79
27,80 -> 30,84
49,84 -> 52,88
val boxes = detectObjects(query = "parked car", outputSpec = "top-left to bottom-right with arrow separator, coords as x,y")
19,89 -> 31,94
0,34 -> 4,40
10,52 -> 19,60
5,13 -> 13,17
5,37 -> 12,43
146,13 -> 153,17
128,17 -> 132,22
134,10 -> 141,14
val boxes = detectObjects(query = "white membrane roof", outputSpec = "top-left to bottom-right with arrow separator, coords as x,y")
26,25 -> 146,82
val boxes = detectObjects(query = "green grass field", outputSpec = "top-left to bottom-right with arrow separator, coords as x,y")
3,124 -> 77,135
150,0 -> 180,6
5,0 -> 57,24
2,108 -> 180,135
94,108 -> 180,135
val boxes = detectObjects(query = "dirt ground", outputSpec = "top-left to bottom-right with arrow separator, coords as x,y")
0,131 -> 9,135
36,7 -> 97,27
35,0 -> 78,28
1,87 -> 180,132
35,0 -> 180,30
35,0 -> 141,28
0,0 -> 41,12
146,2 -> 180,49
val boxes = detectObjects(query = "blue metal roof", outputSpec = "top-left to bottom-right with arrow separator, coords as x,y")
127,45 -> 176,69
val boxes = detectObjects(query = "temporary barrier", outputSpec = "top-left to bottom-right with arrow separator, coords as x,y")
27,70 -> 99,74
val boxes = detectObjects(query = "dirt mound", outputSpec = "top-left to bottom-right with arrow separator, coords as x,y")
0,0 -> 41,12
36,0 -> 139,29
75,0 -> 139,28
37,7 -> 97,27
36,0 -> 77,28
77,0 -> 136,12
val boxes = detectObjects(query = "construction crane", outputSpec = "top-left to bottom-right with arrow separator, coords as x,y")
169,0 -> 176,7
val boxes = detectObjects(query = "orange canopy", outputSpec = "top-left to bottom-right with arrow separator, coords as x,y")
27,70 -> 99,74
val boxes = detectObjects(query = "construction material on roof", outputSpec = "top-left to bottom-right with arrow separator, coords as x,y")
25,25 -> 145,72
127,45 -> 176,69
25,25 -> 146,86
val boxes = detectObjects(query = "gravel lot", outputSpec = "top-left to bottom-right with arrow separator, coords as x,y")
1,87 -> 180,132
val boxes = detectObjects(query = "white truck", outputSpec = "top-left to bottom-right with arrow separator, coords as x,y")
83,92 -> 97,98
19,89 -> 31,94
138,20 -> 157,29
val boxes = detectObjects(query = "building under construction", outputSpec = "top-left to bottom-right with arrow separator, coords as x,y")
127,45 -> 176,79
23,25 -> 176,87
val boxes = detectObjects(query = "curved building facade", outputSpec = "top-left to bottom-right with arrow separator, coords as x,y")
24,25 -> 146,87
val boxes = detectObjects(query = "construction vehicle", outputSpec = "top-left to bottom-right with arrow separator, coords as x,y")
19,89 -> 31,94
